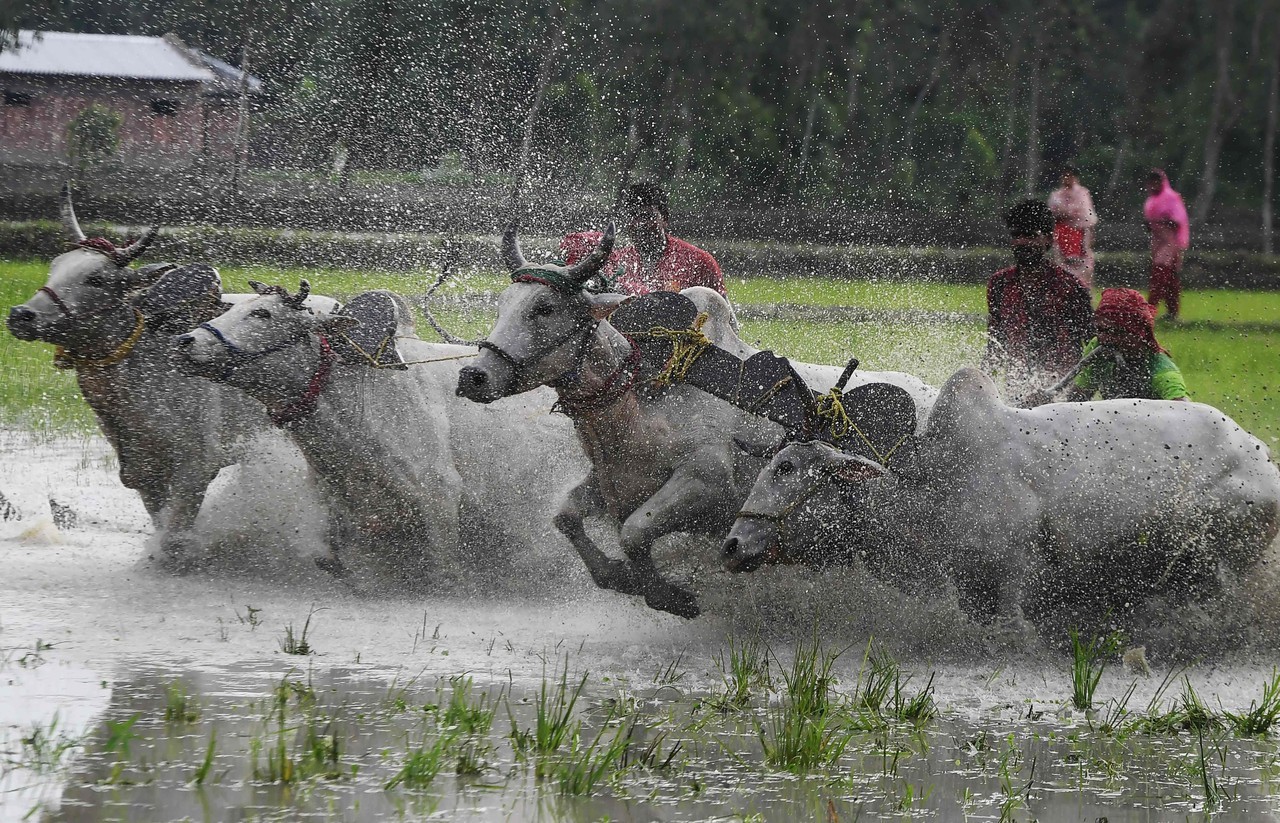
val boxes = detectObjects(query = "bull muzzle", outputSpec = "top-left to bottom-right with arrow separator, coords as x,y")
6,305 -> 39,340
456,365 -> 499,403
721,521 -> 780,573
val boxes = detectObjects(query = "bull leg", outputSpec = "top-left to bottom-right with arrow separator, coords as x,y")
553,475 -> 645,596
154,469 -> 218,572
617,467 -> 718,620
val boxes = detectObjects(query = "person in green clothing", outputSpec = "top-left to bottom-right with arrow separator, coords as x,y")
1067,287 -> 1189,401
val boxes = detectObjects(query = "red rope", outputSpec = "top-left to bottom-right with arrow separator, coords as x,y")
270,335 -> 336,426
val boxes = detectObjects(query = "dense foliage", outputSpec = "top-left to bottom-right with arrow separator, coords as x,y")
11,0 -> 1280,221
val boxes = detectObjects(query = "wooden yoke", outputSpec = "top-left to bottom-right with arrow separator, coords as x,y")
612,291 -> 919,465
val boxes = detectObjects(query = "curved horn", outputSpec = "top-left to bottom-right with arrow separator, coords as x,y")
114,226 -> 159,265
501,221 -> 527,272
286,279 -> 311,307
566,222 -> 616,283
248,279 -> 273,295
60,182 -> 86,242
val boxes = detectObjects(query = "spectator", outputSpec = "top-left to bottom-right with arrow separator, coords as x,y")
986,199 -> 1094,382
1144,169 -> 1190,319
1065,287 -> 1189,401
561,182 -> 726,296
1047,165 -> 1098,288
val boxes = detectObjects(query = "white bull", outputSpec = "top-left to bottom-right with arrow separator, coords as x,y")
4,187 -> 331,567
453,223 -> 935,618
174,281 -> 584,586
724,367 -> 1280,625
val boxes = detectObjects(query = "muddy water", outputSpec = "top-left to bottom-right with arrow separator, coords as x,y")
3,432 -> 1280,821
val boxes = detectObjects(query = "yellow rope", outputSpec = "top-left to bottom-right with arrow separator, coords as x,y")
54,309 -> 145,370
812,387 -> 907,466
339,332 -> 478,368
646,312 -> 711,387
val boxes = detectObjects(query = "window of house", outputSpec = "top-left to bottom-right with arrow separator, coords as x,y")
4,91 -> 33,107
150,99 -> 179,116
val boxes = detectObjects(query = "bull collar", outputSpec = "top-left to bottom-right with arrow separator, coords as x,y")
269,335 -> 337,427
54,308 -> 146,370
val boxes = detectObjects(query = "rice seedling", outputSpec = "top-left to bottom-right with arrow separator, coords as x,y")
851,641 -> 898,717
384,732 -> 456,790
653,652 -> 687,688
192,727 -> 217,786
895,780 -> 933,812
549,715 -> 635,795
628,728 -> 683,773
758,636 -> 852,772
250,677 -> 343,784
1094,681 -> 1137,736
1178,678 -> 1224,735
14,714 -> 83,773
435,675 -> 497,737
510,659 -> 587,758
279,606 -> 322,656
1068,627 -> 1124,712
164,681 -> 199,724
1194,728 -> 1236,810
1223,668 -> 1280,737
235,605 -> 263,629
711,634 -> 771,711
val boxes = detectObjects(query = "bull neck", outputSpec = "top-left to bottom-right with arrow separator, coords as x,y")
553,322 -> 641,423
57,301 -> 147,368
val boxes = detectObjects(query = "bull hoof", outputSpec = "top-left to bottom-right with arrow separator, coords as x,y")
314,554 -> 348,579
155,534 -> 204,575
644,586 -> 701,620
588,558 -> 645,596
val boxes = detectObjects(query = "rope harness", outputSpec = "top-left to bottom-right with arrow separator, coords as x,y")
643,312 -> 712,388
551,336 -> 644,415
735,472 -> 840,562
811,387 -> 909,465
54,307 -> 146,370
197,320 -> 310,382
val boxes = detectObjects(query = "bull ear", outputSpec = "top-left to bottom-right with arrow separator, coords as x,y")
248,280 -> 272,295
585,291 -> 629,320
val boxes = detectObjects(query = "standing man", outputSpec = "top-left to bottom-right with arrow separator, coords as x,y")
1047,164 -> 1098,288
561,182 -> 726,296
1144,169 -> 1190,319
986,199 -> 1094,383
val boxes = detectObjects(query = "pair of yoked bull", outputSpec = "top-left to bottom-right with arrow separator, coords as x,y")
10,189 -> 1280,627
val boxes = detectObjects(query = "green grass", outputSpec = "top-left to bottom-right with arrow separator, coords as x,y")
4,255 -> 1280,446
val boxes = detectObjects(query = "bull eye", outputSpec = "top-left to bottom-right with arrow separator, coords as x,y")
249,308 -> 272,320
776,460 -> 795,476
533,302 -> 556,318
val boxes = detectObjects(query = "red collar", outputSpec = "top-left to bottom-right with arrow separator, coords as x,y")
552,336 -> 643,416
270,335 -> 336,427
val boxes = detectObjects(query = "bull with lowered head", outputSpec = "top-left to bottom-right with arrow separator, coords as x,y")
723,367 -> 1280,632
5,186 -> 324,568
173,279 -> 585,588
452,223 -> 936,619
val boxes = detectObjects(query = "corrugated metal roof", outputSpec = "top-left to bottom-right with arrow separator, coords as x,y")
0,30 -> 216,83
197,51 -> 263,94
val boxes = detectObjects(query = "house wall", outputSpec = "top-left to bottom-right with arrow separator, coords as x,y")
0,75 -> 234,169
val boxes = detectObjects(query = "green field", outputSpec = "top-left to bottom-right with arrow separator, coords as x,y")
3,257 -> 1279,445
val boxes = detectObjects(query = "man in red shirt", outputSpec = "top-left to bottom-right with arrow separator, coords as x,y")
561,183 -> 726,296
986,199 -> 1093,382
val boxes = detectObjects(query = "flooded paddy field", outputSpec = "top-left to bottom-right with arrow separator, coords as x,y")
3,431 -> 1280,822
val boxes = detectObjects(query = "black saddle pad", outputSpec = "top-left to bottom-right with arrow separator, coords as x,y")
331,291 -> 406,369
820,382 -> 918,464
609,291 -> 700,368
134,264 -> 220,317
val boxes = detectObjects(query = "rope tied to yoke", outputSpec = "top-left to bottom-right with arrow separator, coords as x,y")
811,385 -> 908,466
647,312 -> 711,387
336,332 -> 479,370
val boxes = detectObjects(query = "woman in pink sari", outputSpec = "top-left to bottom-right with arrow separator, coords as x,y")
1144,169 -> 1190,318
1047,165 -> 1098,288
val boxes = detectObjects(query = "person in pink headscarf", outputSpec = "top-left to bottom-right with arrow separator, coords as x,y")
1144,169 -> 1190,319
1047,165 -> 1098,288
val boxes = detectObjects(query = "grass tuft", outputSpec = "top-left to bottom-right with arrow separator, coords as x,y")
1068,627 -> 1124,712
1223,669 -> 1280,737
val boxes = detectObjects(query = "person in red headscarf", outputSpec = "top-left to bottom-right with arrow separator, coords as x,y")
1144,169 -> 1190,319
1061,287 -> 1188,401
560,182 -> 726,297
